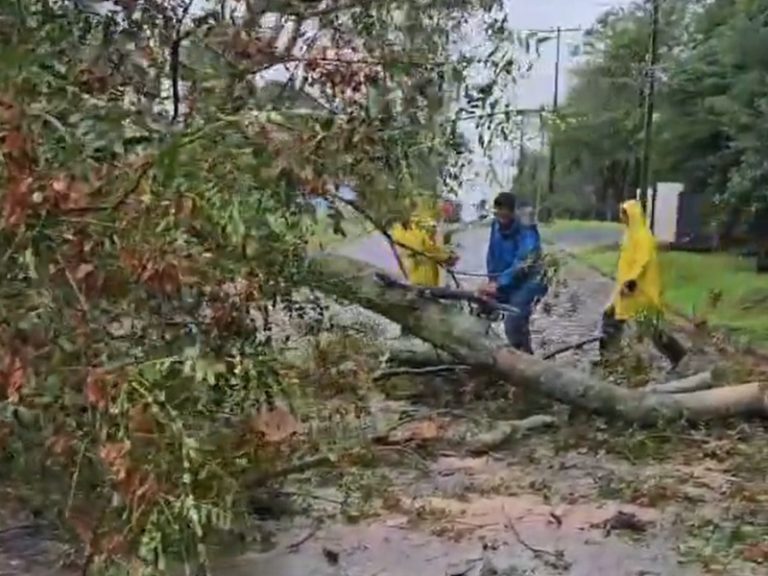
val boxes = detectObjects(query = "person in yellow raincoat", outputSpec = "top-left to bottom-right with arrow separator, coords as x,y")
599,199 -> 687,366
391,206 -> 458,287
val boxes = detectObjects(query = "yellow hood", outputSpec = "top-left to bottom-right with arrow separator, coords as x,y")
623,200 -> 648,236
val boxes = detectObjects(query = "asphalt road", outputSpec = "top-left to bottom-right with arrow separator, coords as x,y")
334,222 -> 622,280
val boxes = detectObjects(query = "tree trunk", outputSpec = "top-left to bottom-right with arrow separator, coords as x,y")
310,255 -> 768,423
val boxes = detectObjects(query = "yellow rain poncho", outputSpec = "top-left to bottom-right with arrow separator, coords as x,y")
611,199 -> 663,320
391,210 -> 453,287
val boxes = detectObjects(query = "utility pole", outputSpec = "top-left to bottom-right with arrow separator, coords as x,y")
536,112 -> 545,220
639,0 -> 660,213
546,26 -> 562,200
542,26 -> 581,199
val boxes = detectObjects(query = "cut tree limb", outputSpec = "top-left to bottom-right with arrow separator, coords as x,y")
642,371 -> 715,394
309,255 -> 768,423
384,337 -> 491,367
461,415 -> 557,454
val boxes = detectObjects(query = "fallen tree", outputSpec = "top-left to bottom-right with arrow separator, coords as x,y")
310,255 -> 768,423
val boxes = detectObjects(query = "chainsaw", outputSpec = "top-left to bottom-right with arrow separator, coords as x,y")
374,272 -> 516,321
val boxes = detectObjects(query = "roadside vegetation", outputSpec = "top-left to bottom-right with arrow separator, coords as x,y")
580,245 -> 768,347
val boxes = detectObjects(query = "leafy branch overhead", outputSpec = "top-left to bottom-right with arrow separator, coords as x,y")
0,0 -> 536,572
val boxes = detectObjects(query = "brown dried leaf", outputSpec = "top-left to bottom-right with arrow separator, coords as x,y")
0,422 -> 13,450
49,173 -> 91,210
2,175 -> 33,230
0,96 -> 22,125
74,262 -> 95,280
85,368 -> 109,411
67,509 -> 97,546
97,531 -> 129,557
129,403 -> 156,436
119,468 -> 160,513
249,406 -> 301,443
2,353 -> 26,403
99,441 -> 131,481
743,542 -> 768,564
46,433 -> 75,458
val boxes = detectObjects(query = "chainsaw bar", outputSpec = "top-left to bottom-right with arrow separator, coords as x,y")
374,272 -> 518,316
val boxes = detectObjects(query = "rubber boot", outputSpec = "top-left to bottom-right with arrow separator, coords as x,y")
652,329 -> 688,368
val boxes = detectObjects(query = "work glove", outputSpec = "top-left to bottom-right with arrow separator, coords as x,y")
622,279 -> 638,296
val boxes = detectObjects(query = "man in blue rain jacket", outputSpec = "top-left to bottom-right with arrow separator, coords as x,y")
478,193 -> 548,353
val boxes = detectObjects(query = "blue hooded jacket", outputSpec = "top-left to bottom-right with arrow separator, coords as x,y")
486,218 -> 548,306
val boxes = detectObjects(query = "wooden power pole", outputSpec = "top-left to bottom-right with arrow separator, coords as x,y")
639,0 -> 660,212
546,26 -> 562,199
545,26 -> 581,200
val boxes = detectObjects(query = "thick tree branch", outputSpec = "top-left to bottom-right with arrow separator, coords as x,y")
308,254 -> 768,423
642,371 -> 715,394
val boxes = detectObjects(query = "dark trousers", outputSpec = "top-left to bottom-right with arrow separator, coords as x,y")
501,281 -> 546,354
599,306 -> 687,367
504,308 -> 533,354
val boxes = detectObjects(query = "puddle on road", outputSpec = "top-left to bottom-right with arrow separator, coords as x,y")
218,493 -> 693,576
215,450 -> 700,576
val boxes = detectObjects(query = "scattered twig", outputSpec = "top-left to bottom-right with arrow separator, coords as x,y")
504,513 -> 569,570
373,407 -> 465,442
276,489 -> 344,506
447,556 -> 483,576
249,454 -> 334,485
66,441 -> 88,519
453,519 -> 496,529
0,523 -> 49,537
79,503 -> 108,576
64,161 -> 152,214
372,364 -> 471,381
247,448 -> 368,486
56,251 -> 90,315
542,335 -> 602,360
286,520 -> 322,553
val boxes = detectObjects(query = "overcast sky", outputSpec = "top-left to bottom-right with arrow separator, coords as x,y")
457,0 -> 635,211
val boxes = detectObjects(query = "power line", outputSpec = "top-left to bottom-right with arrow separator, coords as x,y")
517,26 -> 582,34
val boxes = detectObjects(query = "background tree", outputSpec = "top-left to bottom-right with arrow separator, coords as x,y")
533,0 -> 696,220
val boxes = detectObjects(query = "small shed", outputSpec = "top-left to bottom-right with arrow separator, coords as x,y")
637,183 -> 714,250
